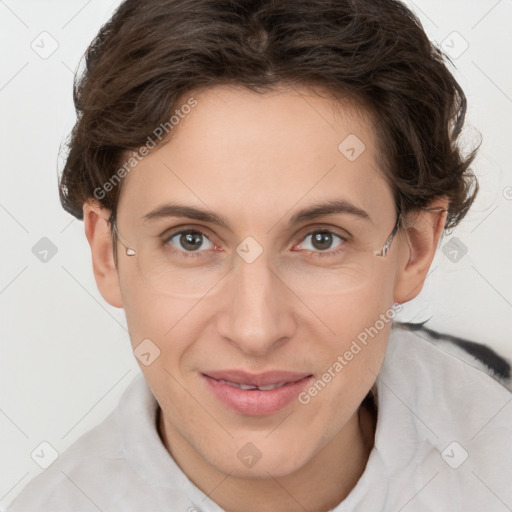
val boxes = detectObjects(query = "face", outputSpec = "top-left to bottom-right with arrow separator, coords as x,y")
112,84 -> 405,478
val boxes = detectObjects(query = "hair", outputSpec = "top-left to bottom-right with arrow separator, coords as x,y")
59,0 -> 479,234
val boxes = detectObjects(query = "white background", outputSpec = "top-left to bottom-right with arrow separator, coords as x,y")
1,0 -> 511,508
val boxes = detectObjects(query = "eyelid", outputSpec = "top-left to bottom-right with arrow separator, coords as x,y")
296,223 -> 353,241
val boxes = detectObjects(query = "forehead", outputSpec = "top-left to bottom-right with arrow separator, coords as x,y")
117,84 -> 393,229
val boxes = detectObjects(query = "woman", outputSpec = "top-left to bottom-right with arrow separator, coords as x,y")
8,0 -> 512,510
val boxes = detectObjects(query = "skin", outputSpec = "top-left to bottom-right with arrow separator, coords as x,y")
83,84 -> 447,512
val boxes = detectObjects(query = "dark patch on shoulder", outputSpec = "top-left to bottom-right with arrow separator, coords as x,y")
394,322 -> 511,381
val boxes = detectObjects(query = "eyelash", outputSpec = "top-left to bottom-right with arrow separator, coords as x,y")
161,227 -> 349,259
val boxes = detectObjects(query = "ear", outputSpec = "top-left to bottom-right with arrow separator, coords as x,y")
393,198 -> 448,304
83,199 -> 123,308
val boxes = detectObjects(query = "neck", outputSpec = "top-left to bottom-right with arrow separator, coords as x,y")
157,399 -> 377,512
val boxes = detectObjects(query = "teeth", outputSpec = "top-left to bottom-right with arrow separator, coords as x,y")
258,383 -> 286,390
217,379 -> 286,391
239,383 -> 258,390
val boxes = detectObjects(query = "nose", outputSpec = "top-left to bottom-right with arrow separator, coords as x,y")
216,253 -> 296,357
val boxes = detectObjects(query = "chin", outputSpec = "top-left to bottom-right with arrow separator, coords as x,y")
217,456 -> 309,480
204,435 -> 316,479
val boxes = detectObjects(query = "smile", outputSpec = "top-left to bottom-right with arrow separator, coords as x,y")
201,370 -> 314,416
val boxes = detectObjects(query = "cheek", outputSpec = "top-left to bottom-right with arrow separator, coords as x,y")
121,288 -> 209,421
300,272 -> 395,414
299,314 -> 391,450
118,258 -> 196,346
119,271 -> 209,398
306,262 -> 396,343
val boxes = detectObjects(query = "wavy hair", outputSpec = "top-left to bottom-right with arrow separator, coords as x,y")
59,0 -> 479,230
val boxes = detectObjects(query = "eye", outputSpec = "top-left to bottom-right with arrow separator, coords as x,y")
164,230 -> 215,254
162,227 -> 347,259
295,230 -> 346,255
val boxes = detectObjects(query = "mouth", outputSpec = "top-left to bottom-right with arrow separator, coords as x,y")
215,379 -> 288,391
201,370 -> 314,416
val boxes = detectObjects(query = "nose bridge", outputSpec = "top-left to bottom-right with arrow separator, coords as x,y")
217,248 -> 294,355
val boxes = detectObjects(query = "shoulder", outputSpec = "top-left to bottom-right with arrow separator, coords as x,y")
5,375 -> 149,512
378,323 -> 512,454
376,324 -> 512,509
393,322 -> 512,390
383,323 -> 512,412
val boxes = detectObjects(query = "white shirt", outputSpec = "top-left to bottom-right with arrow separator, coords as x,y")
6,327 -> 512,511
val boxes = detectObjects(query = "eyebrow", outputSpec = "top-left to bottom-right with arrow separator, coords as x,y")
142,199 -> 370,229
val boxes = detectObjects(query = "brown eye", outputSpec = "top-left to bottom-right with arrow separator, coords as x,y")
311,232 -> 335,251
164,230 -> 214,252
299,231 -> 345,253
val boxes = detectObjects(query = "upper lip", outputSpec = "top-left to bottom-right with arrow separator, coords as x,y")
203,370 -> 313,387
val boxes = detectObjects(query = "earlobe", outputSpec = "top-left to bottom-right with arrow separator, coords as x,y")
393,199 -> 448,304
83,199 -> 124,308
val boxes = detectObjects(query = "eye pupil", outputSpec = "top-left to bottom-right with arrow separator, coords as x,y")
312,231 -> 333,251
181,232 -> 203,251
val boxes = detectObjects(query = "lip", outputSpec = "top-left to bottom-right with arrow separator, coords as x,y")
202,370 -> 314,416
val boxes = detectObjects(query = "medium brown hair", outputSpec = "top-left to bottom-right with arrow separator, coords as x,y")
59,0 -> 479,231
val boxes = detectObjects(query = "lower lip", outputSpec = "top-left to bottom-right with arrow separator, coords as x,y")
202,374 -> 314,416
